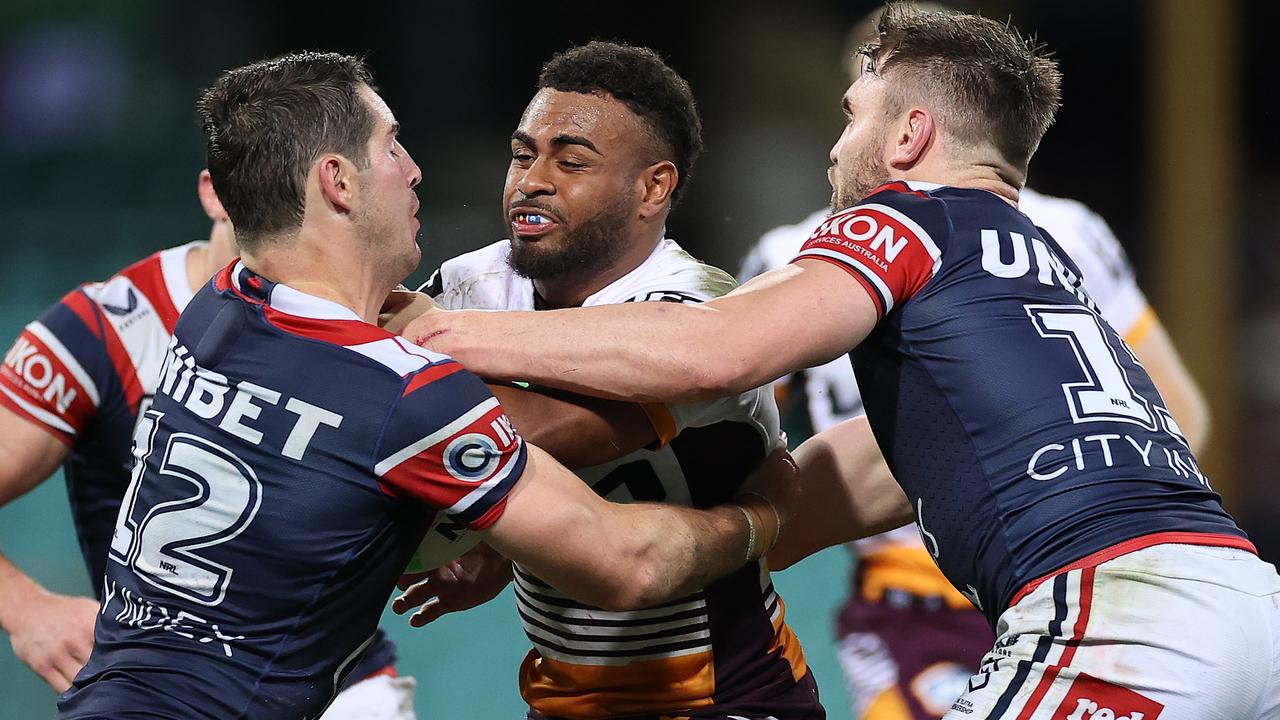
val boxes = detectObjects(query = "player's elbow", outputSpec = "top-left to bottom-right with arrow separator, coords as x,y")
684,352 -> 754,402
598,561 -> 668,612
588,543 -> 675,611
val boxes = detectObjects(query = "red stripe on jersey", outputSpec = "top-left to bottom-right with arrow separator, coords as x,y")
122,254 -> 180,332
875,180 -> 932,200
98,312 -> 143,411
262,306 -> 391,346
214,262 -> 237,293
1009,531 -> 1257,608
1,327 -> 100,438
63,291 -> 104,340
403,362 -> 464,396
378,403 -> 520,522
793,202 -> 937,316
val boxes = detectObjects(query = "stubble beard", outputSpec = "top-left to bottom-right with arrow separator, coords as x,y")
832,139 -> 892,213
507,193 -> 635,282
355,204 -> 420,286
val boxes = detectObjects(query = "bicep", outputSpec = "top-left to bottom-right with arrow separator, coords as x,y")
706,260 -> 879,394
481,444 -> 631,608
487,385 -> 657,470
0,405 -> 70,506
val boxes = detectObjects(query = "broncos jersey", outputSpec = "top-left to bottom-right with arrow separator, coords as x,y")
0,243 -> 398,687
792,181 -> 1250,626
427,238 -> 817,720
58,261 -> 526,720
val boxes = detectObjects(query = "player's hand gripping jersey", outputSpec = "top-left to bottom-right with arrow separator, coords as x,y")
792,182 -> 1250,625
58,262 -> 526,720
427,238 -> 819,720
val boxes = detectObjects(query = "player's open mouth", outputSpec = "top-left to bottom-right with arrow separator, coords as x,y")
510,209 -> 561,238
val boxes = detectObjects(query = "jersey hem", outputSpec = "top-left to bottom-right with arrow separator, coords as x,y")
1007,531 -> 1257,608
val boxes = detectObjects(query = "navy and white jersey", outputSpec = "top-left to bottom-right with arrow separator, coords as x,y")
0,243 -> 397,688
792,181 -> 1251,626
58,261 -> 526,720
1,242 -> 200,586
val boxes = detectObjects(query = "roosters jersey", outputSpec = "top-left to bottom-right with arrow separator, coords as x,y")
743,189 -> 1166,607
1,242 -> 200,584
58,261 -> 526,720
790,182 -> 1249,625
427,239 -> 815,720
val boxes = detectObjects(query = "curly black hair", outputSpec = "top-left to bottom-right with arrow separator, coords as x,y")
539,41 -> 703,206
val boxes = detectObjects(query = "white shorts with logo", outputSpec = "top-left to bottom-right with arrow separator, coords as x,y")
944,543 -> 1280,720
321,674 -> 418,720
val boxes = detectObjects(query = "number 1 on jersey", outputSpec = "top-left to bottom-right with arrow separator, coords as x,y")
1024,305 -> 1157,430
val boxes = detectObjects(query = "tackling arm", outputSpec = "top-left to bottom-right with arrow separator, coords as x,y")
487,384 -> 659,469
483,444 -> 792,611
767,416 -> 913,570
405,260 -> 878,405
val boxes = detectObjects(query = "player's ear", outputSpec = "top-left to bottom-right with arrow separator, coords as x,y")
637,160 -> 678,219
888,107 -> 934,169
197,169 -> 230,223
316,154 -> 357,215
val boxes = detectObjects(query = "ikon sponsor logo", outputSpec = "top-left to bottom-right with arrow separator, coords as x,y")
811,207 -> 913,265
3,336 -> 78,413
1053,673 -> 1163,720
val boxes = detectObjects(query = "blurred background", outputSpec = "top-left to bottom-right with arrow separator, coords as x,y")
1,0 -> 1276,717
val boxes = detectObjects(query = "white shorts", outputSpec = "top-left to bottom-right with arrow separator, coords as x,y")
944,543 -> 1280,720
320,673 -> 418,720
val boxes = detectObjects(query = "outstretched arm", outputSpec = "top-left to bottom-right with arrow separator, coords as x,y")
391,384 -> 663,623
405,260 -> 878,404
768,416 -> 913,571
482,444 -> 793,611
486,384 -> 658,469
0,405 -> 96,693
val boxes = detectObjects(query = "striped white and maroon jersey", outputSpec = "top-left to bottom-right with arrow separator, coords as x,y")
427,239 -> 818,720
57,260 -> 514,719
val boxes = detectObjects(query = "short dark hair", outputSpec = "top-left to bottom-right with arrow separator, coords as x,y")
197,51 -> 377,249
538,41 -> 703,205
860,3 -> 1061,171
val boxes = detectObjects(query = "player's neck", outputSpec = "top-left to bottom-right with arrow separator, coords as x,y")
186,222 -> 239,293
243,236 -> 395,325
904,156 -> 1021,205
531,234 -> 662,309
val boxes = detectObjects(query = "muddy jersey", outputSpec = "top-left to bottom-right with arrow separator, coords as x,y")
58,261 -> 525,720
790,181 -> 1249,626
428,238 -> 813,720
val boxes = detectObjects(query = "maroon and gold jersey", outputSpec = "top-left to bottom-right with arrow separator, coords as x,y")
430,239 -> 819,719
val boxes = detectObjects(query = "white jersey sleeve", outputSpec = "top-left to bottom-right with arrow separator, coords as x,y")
1020,188 -> 1151,340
